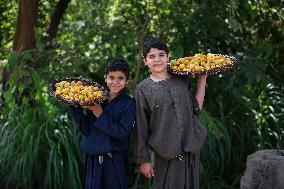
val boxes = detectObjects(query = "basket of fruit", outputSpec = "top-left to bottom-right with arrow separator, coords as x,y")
168,53 -> 238,76
49,77 -> 108,106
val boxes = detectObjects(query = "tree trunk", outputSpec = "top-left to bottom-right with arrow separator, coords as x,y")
2,0 -> 38,95
2,0 -> 71,97
133,18 -> 149,86
13,0 -> 38,51
44,0 -> 71,49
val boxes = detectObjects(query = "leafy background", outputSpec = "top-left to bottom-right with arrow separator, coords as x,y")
0,0 -> 283,188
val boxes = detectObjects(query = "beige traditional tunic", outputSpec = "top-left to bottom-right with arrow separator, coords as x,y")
133,74 -> 207,189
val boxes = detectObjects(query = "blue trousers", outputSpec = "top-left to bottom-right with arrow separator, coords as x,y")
85,152 -> 128,189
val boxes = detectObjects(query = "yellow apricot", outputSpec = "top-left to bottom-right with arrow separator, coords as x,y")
55,90 -> 62,95
71,81 -> 76,86
64,82 -> 70,88
93,87 -> 99,91
93,91 -> 99,97
179,64 -> 185,70
68,93 -> 74,97
55,83 -> 61,87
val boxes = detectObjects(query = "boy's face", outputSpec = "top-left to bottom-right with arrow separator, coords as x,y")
143,48 -> 169,74
104,71 -> 129,95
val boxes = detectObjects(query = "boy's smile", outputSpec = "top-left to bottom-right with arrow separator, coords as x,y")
143,48 -> 169,74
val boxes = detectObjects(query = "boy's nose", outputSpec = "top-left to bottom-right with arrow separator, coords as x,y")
113,79 -> 119,84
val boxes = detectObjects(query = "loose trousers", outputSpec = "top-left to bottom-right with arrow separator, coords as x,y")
85,152 -> 128,189
154,152 -> 200,189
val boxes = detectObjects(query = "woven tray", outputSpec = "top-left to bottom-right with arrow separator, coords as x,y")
49,77 -> 108,106
168,53 -> 238,76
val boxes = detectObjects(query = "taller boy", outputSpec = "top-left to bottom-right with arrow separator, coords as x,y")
133,37 -> 207,189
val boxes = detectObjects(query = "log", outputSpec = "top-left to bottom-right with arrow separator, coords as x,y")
240,149 -> 284,189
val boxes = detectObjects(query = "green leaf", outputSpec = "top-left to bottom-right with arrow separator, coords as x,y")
228,17 -> 242,32
7,53 -> 18,69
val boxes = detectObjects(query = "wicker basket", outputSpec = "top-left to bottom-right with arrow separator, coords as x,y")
49,77 -> 108,106
168,54 -> 238,76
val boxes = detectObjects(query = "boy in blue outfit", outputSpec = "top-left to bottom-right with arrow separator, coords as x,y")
70,58 -> 135,189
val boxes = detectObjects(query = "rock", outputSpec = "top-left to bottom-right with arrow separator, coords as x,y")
240,149 -> 284,189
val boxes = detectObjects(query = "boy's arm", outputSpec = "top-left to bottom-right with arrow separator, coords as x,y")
133,88 -> 151,164
93,99 -> 136,142
195,75 -> 207,110
70,106 -> 92,136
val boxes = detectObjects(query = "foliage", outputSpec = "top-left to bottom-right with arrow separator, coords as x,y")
0,0 -> 283,189
0,50 -> 84,189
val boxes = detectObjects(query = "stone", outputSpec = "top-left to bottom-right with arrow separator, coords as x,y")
240,149 -> 284,189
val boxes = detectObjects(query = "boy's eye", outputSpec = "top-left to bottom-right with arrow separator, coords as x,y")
108,76 -> 125,81
117,77 -> 125,80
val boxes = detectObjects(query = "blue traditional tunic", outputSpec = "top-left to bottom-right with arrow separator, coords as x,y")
70,89 -> 135,189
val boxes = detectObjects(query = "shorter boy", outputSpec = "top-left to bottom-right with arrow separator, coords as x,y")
70,58 -> 135,189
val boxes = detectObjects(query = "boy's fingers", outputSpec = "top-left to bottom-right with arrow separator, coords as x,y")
139,163 -> 154,178
141,170 -> 151,178
145,173 -> 152,178
151,167 -> 155,177
145,169 -> 154,178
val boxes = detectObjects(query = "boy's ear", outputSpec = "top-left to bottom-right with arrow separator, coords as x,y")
104,74 -> 107,81
143,57 -> 147,65
125,75 -> 131,84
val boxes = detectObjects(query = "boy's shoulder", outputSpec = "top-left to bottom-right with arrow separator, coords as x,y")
135,75 -> 190,94
120,93 -> 136,110
119,91 -> 135,103
135,77 -> 152,93
137,75 -> 188,86
112,92 -> 135,110
137,77 -> 152,87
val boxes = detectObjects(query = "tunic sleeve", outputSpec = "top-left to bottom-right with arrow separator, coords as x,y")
70,106 -> 92,136
133,87 -> 151,164
187,81 -> 201,115
94,99 -> 136,142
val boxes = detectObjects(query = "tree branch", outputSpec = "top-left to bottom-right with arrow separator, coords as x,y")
133,17 -> 149,86
44,0 -> 71,49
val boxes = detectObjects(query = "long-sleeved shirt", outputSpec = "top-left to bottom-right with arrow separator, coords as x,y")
133,74 -> 207,164
70,89 -> 136,155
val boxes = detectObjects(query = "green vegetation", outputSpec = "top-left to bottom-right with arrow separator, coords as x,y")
0,0 -> 283,188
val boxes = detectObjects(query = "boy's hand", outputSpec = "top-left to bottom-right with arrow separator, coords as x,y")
198,74 -> 207,80
195,74 -> 207,110
82,104 -> 103,118
139,162 -> 154,178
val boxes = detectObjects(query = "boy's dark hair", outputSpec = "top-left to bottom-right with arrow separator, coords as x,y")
104,58 -> 130,80
142,37 -> 169,58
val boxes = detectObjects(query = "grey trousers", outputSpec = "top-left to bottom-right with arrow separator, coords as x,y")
154,152 -> 200,189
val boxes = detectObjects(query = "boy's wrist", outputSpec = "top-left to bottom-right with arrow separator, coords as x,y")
198,75 -> 207,79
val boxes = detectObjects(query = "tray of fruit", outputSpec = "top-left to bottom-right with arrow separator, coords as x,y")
168,53 -> 238,76
49,77 -> 108,106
